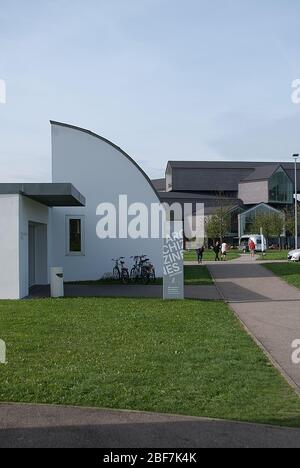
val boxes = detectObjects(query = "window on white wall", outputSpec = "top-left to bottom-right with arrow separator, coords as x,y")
66,215 -> 85,256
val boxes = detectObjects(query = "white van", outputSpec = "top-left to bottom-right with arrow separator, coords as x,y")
239,235 -> 267,252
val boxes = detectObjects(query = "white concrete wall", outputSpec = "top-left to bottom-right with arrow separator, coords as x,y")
51,123 -> 163,281
19,196 -> 50,298
0,195 -> 20,299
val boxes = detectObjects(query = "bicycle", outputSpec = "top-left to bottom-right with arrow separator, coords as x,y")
130,256 -> 140,282
130,255 -> 156,285
112,257 -> 129,284
144,257 -> 156,284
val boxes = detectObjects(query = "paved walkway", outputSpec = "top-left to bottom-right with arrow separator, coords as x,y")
1,403 -> 300,448
208,256 -> 300,393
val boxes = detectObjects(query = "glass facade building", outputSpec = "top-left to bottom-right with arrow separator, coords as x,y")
239,203 -> 285,237
269,168 -> 293,204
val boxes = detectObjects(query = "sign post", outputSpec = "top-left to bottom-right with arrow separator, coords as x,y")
163,221 -> 184,300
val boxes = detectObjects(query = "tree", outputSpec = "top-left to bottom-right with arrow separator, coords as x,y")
205,193 -> 234,242
249,211 -> 285,247
205,215 -> 223,241
284,206 -> 300,237
270,212 -> 286,249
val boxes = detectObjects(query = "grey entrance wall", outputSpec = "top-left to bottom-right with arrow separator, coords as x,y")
28,224 -> 36,288
28,222 -> 48,288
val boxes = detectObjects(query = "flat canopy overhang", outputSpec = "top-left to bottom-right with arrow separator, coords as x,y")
0,183 -> 85,206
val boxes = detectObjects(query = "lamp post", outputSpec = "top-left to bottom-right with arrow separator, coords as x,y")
293,154 -> 299,249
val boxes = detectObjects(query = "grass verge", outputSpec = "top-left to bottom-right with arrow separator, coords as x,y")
263,262 -> 300,289
0,297 -> 299,427
184,250 -> 240,262
257,250 -> 289,261
68,265 -> 213,286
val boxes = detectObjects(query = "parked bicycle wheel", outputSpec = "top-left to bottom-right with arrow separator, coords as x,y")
141,267 -> 150,285
121,269 -> 129,284
149,269 -> 156,283
130,266 -> 139,282
113,267 -> 120,280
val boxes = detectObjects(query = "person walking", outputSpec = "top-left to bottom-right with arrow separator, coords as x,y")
196,246 -> 204,264
248,239 -> 256,259
213,241 -> 221,261
221,242 -> 228,261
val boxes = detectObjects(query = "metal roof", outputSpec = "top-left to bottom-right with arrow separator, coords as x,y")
152,178 -> 166,191
241,164 -> 282,182
167,161 -> 300,169
166,161 -> 300,192
0,183 -> 86,206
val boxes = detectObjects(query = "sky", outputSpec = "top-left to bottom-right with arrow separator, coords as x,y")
1,0 -> 300,182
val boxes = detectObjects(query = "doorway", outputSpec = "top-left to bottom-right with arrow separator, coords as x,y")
28,224 -> 36,287
28,222 -> 48,288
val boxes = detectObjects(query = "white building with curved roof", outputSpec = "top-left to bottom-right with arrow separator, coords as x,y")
0,122 -> 163,299
51,121 -> 163,283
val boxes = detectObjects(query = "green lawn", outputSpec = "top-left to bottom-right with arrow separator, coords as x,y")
69,265 -> 213,286
184,250 -> 240,262
159,265 -> 213,286
263,262 -> 300,289
257,250 -> 289,261
184,266 -> 213,285
0,297 -> 300,427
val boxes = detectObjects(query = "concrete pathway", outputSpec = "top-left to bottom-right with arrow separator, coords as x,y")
1,403 -> 300,448
185,258 -> 289,267
208,255 -> 300,393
